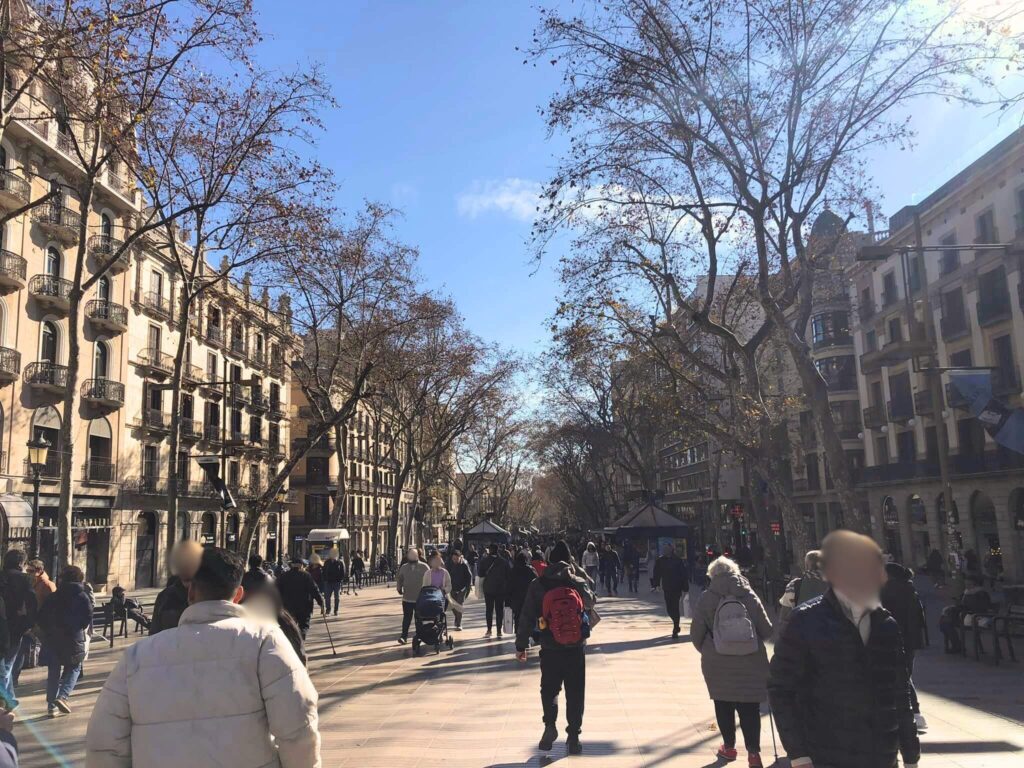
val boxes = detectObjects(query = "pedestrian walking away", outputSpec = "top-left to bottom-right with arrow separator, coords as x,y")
775,549 -> 828,639
623,544 -> 641,594
277,558 -> 325,639
580,542 -> 599,586
651,544 -> 690,638
321,551 -> 346,616
515,540 -> 598,756
241,553 -> 273,595
150,541 -> 203,635
0,550 -> 38,710
12,558 -> 55,686
478,544 -> 512,638
240,579 -> 307,665
351,551 -> 365,593
598,543 -> 621,596
691,556 -> 773,766
508,551 -> 538,633
447,549 -> 473,630
769,531 -> 920,768
396,547 -> 429,644
881,559 -> 928,732
85,547 -> 321,767
37,565 -> 92,718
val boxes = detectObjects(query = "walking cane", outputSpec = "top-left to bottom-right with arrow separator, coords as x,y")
321,610 -> 338,656
767,704 -> 779,763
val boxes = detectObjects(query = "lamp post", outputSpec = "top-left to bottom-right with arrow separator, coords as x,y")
276,487 -> 287,567
26,435 -> 51,559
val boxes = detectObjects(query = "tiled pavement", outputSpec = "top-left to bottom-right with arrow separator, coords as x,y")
11,582 -> 1024,767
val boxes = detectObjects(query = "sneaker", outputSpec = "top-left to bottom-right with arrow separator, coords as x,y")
748,752 -> 763,767
539,724 -> 558,751
54,698 -> 71,715
484,629 -> 492,638
915,713 -> 928,732
398,636 -> 407,645
672,626 -> 680,639
567,735 -> 582,755
47,707 -> 57,719
716,745 -> 738,761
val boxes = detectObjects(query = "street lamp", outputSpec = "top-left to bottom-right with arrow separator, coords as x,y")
275,486 -> 287,567
26,435 -> 51,559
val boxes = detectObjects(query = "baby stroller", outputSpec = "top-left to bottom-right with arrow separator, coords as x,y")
412,585 -> 454,654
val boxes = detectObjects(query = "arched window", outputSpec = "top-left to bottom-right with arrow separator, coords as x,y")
94,341 -> 109,378
100,213 -> 112,239
40,321 -> 58,363
97,275 -> 110,302
45,247 -> 61,278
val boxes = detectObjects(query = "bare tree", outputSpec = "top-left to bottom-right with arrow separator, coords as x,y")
531,0 -> 1022,538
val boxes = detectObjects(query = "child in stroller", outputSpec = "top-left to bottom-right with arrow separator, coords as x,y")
413,585 -> 454,654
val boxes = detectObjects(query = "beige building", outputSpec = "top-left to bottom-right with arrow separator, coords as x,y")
288,388 -> 413,560
0,69 -> 294,590
849,127 -> 1024,581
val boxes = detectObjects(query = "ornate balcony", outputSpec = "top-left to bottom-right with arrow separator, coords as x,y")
81,378 -> 124,408
85,299 -> 128,334
859,330 -> 932,374
229,382 -> 250,405
913,389 -> 940,416
180,417 -> 202,442
229,336 -> 246,358
139,408 -> 171,433
136,347 -> 174,377
32,203 -> 79,244
268,400 -> 285,420
0,169 -> 30,210
139,290 -> 170,319
124,476 -> 167,495
862,403 -> 888,429
183,364 -> 204,388
888,397 -> 914,423
23,361 -> 69,393
82,459 -> 115,483
0,347 -> 20,384
88,235 -> 130,275
205,325 -> 224,348
29,274 -> 72,314
249,388 -> 267,412
0,250 -> 26,292
203,423 -> 223,443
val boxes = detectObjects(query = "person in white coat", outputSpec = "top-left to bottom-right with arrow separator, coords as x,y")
84,547 -> 320,768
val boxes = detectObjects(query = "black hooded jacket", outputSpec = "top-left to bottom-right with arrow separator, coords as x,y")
768,589 -> 920,768
880,562 -> 925,652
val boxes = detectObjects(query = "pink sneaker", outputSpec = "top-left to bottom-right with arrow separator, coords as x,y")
716,745 -> 738,761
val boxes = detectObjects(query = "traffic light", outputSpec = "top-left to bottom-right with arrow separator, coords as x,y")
196,456 -> 236,510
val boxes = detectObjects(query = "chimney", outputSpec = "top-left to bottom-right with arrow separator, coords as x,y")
865,201 -> 876,235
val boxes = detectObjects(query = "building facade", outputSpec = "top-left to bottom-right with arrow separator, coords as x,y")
0,71 -> 293,590
849,128 -> 1024,580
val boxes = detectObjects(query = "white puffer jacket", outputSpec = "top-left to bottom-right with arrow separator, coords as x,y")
85,600 -> 320,768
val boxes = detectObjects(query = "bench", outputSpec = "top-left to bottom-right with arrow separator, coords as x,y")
993,604 -> 1024,663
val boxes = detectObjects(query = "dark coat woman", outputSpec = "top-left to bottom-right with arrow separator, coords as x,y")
508,552 -> 538,627
38,566 -> 92,715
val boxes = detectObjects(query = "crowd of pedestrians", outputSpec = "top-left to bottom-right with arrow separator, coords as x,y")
0,525 -> 939,767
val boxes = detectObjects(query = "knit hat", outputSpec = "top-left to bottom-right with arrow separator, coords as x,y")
550,541 -> 571,564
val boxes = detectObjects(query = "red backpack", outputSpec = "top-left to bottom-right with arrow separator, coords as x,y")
542,586 -> 585,645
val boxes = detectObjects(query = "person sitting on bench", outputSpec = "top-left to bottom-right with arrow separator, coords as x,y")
109,586 -> 151,632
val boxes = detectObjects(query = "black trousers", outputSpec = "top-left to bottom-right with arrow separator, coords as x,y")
401,601 -> 415,639
714,700 -> 760,752
664,590 -> 683,629
540,647 -> 586,735
295,615 -> 311,640
907,650 -> 920,714
485,594 -> 505,632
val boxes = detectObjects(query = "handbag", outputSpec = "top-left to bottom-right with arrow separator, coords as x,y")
682,593 -> 692,619
502,605 -> 514,635
474,576 -> 485,600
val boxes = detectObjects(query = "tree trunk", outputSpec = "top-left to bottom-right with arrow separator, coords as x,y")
165,293 -> 192,575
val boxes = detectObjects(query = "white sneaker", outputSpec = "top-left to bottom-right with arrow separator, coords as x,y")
914,713 -> 928,732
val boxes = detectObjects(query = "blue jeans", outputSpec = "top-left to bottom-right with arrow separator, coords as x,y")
323,581 -> 342,615
46,662 -> 81,706
0,645 -> 20,709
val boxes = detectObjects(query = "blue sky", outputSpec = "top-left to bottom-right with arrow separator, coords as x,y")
252,1 -> 1022,356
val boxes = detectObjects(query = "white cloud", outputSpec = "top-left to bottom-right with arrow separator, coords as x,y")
456,178 -> 543,222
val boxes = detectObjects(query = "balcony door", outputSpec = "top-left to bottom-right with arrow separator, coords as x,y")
147,324 -> 160,354
87,417 -> 112,482
93,341 -> 109,379
45,246 -> 61,278
40,321 -> 58,364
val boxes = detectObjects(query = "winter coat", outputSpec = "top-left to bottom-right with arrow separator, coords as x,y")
149,577 -> 188,635
0,569 -> 37,648
515,561 -> 597,652
396,561 -> 429,602
421,567 -> 452,594
690,572 -> 772,703
880,563 -> 926,652
508,562 -> 538,614
651,555 -> 690,594
277,569 -> 324,621
85,600 -> 320,768
39,581 -> 92,667
598,549 -> 621,575
580,550 -> 599,570
351,556 -> 365,575
479,554 -> 512,597
321,558 -> 346,584
449,561 -> 474,594
768,590 -> 920,768
32,571 -> 57,609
